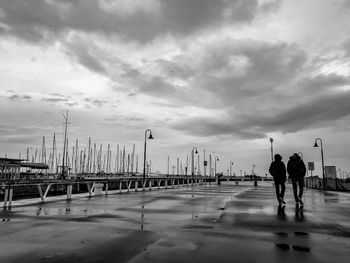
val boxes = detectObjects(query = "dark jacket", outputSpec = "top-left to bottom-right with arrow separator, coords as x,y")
269,155 -> 286,183
287,154 -> 306,179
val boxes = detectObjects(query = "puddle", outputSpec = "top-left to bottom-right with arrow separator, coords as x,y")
292,245 -> 311,252
295,231 -> 309,236
275,243 -> 290,250
275,232 -> 288,236
143,200 -> 179,210
181,224 -> 214,229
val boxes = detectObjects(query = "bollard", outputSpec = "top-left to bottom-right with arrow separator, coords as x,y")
3,188 -> 8,209
8,187 -> 13,208
66,184 -> 73,200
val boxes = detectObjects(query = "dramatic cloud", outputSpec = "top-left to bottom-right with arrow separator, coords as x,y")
0,0 -> 276,43
7,94 -> 32,101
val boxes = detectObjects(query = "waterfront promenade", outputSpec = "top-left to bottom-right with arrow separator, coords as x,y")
0,181 -> 349,263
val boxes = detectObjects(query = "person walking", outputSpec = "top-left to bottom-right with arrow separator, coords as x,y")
287,153 -> 306,207
269,154 -> 286,206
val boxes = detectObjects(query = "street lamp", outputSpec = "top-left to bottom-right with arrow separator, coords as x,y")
337,169 -> 342,180
143,129 -> 154,182
191,147 -> 198,184
191,147 -> 198,176
298,152 -> 303,160
314,138 -> 326,190
252,163 -> 257,186
215,156 -> 219,184
229,161 -> 234,177
269,138 -> 274,163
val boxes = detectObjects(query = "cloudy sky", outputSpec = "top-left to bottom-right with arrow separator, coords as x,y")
1,0 -> 350,177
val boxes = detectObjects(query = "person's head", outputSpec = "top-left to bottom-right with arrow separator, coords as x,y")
274,154 -> 282,161
293,153 -> 301,160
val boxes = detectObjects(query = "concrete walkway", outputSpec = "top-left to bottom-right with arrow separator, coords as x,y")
0,182 -> 349,263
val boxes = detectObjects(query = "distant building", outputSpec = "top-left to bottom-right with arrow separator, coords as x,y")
0,157 -> 22,180
0,157 -> 49,180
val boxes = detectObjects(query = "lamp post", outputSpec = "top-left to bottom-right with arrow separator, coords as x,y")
298,152 -> 303,160
252,163 -> 257,186
191,147 -> 198,185
337,169 -> 342,180
143,129 -> 154,183
298,152 -> 304,176
314,138 -> 326,190
215,156 -> 219,184
269,138 -> 274,163
229,161 -> 234,178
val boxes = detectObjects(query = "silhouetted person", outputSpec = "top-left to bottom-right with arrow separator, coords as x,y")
269,154 -> 286,206
287,153 -> 306,207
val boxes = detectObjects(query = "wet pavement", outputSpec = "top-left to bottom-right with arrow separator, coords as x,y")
1,181 -> 350,263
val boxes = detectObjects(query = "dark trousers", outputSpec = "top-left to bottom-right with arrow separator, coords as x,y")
292,178 -> 304,202
274,181 -> 285,200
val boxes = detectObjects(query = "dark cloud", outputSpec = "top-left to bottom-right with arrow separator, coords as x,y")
171,87 -> 350,139
104,114 -> 144,123
0,123 -> 53,145
170,115 -> 266,139
42,97 -> 68,102
82,97 -> 119,108
260,0 -> 282,13
0,0 -> 277,43
8,94 -> 19,100
340,0 -> 350,9
118,39 -> 307,109
65,102 -> 79,107
91,99 -> 107,107
299,73 -> 350,95
49,93 -> 66,97
190,40 -> 306,105
104,117 -> 118,122
7,94 -> 31,101
342,38 -> 350,58
264,91 -> 350,132
42,94 -> 74,105
64,37 -> 107,75
43,93 -> 68,100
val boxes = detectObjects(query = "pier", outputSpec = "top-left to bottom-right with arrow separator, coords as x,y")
1,174 -> 271,209
1,181 -> 350,263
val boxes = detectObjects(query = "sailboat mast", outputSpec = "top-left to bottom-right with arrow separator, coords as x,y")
62,110 -> 69,178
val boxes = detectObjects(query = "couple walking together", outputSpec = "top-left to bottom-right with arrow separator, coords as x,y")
269,153 -> 306,207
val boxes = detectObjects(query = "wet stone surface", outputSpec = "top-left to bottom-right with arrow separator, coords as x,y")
0,182 -> 350,263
